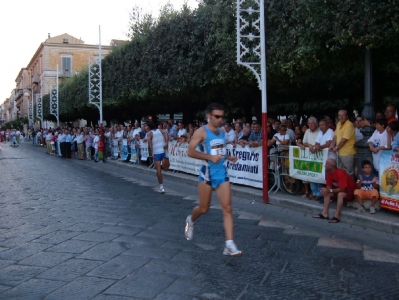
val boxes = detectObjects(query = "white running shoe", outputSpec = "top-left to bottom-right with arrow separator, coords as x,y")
223,242 -> 243,257
185,215 -> 194,240
370,206 -> 376,214
160,188 -> 165,194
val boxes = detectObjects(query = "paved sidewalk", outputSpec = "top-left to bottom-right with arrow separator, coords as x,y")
31,142 -> 399,233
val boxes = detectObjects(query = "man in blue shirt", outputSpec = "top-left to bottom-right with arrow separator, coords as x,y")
248,122 -> 262,147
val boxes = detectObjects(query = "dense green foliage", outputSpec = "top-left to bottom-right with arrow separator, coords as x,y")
46,0 -> 398,124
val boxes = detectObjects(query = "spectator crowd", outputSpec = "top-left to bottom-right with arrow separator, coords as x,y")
2,104 -> 399,222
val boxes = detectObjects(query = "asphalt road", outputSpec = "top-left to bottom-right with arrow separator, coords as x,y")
0,141 -> 399,299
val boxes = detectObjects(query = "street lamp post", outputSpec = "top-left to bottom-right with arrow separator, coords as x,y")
88,25 -> 104,137
236,0 -> 268,202
24,85 -> 34,130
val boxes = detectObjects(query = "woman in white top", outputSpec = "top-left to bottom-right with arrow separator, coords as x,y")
270,125 -> 291,148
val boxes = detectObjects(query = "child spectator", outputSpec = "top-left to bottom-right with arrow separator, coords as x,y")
354,160 -> 379,214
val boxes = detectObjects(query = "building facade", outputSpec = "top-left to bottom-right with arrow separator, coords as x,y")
2,33 -> 112,125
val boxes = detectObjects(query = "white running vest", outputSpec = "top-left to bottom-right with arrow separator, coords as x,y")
152,129 -> 165,155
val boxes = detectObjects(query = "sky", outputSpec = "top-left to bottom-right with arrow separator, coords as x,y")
0,0 -> 199,104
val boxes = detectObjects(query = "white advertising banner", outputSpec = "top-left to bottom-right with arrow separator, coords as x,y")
289,146 -> 328,184
140,141 -> 149,161
168,141 -> 263,188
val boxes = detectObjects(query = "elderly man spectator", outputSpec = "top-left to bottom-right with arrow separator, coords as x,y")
238,127 -> 251,147
330,110 -> 356,177
313,158 -> 357,223
385,104 -> 397,124
247,122 -> 262,147
225,123 -> 236,145
297,117 -> 319,199
354,116 -> 364,142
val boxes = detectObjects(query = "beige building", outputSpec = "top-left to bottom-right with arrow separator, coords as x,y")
3,33 -> 113,124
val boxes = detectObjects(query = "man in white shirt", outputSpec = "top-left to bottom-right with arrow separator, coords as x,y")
298,117 -> 320,200
177,122 -> 187,138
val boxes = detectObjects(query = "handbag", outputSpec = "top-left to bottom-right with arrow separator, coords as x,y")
162,156 -> 170,171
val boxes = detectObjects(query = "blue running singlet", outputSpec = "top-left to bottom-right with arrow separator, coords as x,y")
198,126 -> 229,188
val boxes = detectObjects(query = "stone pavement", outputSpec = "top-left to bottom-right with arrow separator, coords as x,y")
101,149 -> 399,235
0,142 -> 399,299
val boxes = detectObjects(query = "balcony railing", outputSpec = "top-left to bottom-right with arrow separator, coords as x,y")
60,70 -> 72,77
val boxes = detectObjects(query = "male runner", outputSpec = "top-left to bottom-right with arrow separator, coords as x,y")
185,103 -> 242,256
147,122 -> 169,193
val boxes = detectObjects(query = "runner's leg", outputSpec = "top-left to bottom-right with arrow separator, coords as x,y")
215,182 -> 234,241
191,181 -> 212,222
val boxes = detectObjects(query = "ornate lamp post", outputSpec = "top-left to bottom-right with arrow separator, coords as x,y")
50,65 -> 59,127
88,26 -> 104,136
236,0 -> 268,202
24,85 -> 34,129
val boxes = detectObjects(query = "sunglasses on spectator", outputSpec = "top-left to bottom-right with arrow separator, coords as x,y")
212,114 -> 224,119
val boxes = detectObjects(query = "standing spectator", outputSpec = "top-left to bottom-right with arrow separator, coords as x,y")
354,116 -> 364,142
270,125 -> 290,149
298,117 -> 319,199
315,119 -> 335,159
93,131 -> 100,162
177,122 -> 187,138
45,130 -> 52,154
330,110 -> 356,177
65,129 -> 72,159
354,160 -> 379,214
84,129 -> 93,160
385,104 -> 397,124
238,127 -> 251,147
76,129 -> 85,160
224,123 -> 235,145
248,122 -> 262,147
324,114 -> 336,131
235,122 -> 244,141
367,118 -> 390,173
273,120 -> 281,131
313,158 -> 357,223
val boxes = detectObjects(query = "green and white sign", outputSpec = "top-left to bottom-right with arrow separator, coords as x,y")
289,146 -> 328,184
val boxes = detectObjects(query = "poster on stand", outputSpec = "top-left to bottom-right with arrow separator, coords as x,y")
379,150 -> 399,212
289,146 -> 328,184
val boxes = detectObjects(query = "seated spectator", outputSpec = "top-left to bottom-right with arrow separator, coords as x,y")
248,122 -> 262,147
313,158 -> 356,223
238,127 -> 251,147
354,160 -> 379,214
367,118 -> 390,173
